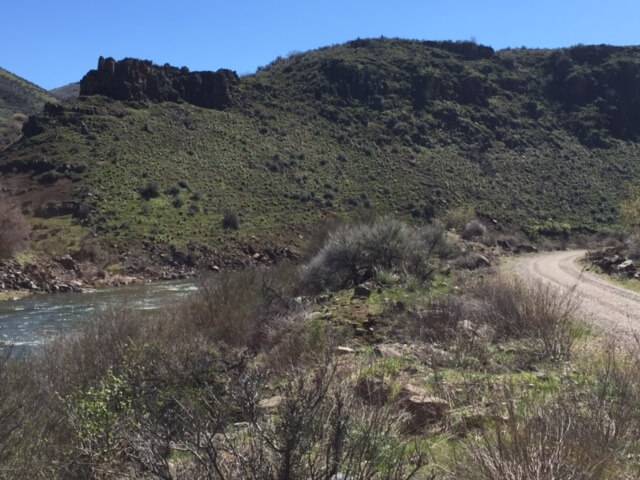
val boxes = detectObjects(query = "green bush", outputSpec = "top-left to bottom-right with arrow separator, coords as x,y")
139,181 -> 160,200
222,211 -> 240,230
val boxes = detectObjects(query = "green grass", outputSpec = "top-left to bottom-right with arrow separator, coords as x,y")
3,39 -> 640,258
28,216 -> 87,257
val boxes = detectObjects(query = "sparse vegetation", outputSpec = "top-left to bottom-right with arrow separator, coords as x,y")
1,217 -> 640,478
6,35 -> 640,479
4,40 -> 640,261
0,194 -> 30,258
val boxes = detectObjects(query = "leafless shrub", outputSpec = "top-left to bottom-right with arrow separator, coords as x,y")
407,276 -> 578,362
164,362 -> 432,480
0,194 -> 30,259
188,265 -> 298,349
301,218 -> 444,293
454,344 -> 640,480
468,277 -> 578,360
456,395 -> 617,479
0,349 -> 23,467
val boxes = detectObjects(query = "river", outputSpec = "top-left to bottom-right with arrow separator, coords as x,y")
0,280 -> 198,352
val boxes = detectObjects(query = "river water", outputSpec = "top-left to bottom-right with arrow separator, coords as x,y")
0,280 -> 198,351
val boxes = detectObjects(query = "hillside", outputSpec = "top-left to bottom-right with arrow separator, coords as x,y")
49,82 -> 80,101
0,67 -> 57,148
2,38 -> 640,267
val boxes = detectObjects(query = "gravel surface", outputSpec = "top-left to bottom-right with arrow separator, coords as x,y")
513,249 -> 640,337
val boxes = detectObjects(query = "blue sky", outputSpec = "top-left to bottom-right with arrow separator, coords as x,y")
2,0 -> 639,89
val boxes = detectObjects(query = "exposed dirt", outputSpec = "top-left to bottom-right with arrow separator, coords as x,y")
513,250 -> 640,337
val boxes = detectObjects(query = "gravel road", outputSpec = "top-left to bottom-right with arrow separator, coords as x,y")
513,250 -> 640,337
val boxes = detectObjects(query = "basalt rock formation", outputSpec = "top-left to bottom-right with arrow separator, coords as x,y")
80,56 -> 239,109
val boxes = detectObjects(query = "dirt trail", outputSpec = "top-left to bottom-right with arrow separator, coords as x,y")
512,250 -> 640,337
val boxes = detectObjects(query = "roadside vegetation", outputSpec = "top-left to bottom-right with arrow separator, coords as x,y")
586,186 -> 640,284
1,218 -> 639,479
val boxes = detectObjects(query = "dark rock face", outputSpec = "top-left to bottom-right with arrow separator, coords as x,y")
80,57 -> 239,109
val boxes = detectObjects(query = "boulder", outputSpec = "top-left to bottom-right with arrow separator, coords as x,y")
57,255 -> 77,271
335,346 -> 356,355
353,285 -> 372,298
80,56 -> 239,110
398,384 -> 449,431
617,259 -> 635,273
258,395 -> 284,411
514,243 -> 538,254
374,344 -> 404,358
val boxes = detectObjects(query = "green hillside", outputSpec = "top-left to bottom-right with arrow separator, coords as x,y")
0,67 -> 57,148
2,39 -> 640,263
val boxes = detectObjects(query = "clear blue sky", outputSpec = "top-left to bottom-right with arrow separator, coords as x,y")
3,0 -> 639,89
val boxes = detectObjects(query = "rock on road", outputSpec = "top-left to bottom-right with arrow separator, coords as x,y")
513,250 -> 640,337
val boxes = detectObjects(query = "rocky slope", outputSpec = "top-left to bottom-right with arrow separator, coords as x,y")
0,67 -> 58,149
2,39 -> 640,270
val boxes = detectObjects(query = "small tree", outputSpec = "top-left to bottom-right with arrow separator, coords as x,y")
0,195 -> 30,259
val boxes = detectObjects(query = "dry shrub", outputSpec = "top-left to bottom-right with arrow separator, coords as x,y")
456,394 -> 619,479
468,277 -> 578,360
625,233 -> 640,260
301,218 -> 444,293
188,265 -> 298,348
0,194 -> 30,259
166,362 -> 431,480
461,220 -> 487,240
454,343 -> 640,480
408,276 -> 578,362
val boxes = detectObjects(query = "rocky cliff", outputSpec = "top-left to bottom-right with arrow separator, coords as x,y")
80,56 -> 239,109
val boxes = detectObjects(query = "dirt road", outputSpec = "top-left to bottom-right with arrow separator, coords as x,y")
513,250 -> 640,336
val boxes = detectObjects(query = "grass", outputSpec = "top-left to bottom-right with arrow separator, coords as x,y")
3,39 -> 640,259
583,261 -> 640,294
28,216 -> 87,257
0,290 -> 30,302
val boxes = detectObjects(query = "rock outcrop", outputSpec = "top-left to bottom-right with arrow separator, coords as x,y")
80,57 -> 239,109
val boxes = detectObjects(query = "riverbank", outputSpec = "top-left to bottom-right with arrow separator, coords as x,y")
0,290 -> 30,302
0,254 -> 197,302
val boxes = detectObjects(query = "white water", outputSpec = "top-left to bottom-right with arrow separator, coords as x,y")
0,280 -> 198,352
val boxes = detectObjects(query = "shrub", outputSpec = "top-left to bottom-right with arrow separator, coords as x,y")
461,219 -> 487,240
222,210 -> 240,230
408,276 -> 578,362
443,205 -> 476,232
455,346 -> 640,479
0,195 -> 30,259
300,218 -> 443,292
162,362 -> 430,479
625,233 -> 640,260
455,390 -> 624,480
469,277 -> 578,360
188,265 -> 299,349
139,181 -> 160,200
